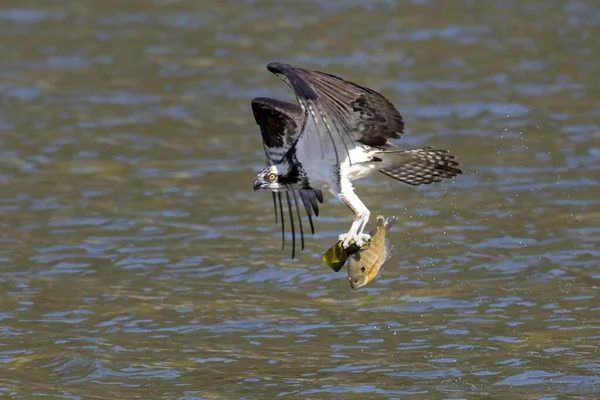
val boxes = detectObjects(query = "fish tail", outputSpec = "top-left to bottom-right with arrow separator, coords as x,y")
382,216 -> 398,233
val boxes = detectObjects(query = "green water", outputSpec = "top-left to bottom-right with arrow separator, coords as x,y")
1,0 -> 599,398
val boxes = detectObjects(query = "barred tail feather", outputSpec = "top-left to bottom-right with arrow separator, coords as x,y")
378,147 -> 462,186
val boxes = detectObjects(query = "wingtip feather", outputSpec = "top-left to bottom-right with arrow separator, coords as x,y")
267,62 -> 291,74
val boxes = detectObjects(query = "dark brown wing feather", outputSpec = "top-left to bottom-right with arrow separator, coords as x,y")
251,97 -> 323,258
266,62 -> 404,149
251,97 -> 305,163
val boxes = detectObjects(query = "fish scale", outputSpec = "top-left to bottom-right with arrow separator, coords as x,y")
321,215 -> 398,289
347,215 -> 397,289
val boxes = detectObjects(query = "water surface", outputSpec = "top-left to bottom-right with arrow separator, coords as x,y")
1,0 -> 599,398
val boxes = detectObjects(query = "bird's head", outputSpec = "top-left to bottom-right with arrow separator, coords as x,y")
253,164 -> 297,192
253,165 -> 283,192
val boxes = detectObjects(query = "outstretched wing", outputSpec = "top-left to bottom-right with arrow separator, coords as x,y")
251,97 -> 304,164
251,97 -> 324,258
265,62 -> 405,165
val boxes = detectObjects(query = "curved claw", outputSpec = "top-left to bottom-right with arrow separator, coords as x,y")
339,232 -> 371,249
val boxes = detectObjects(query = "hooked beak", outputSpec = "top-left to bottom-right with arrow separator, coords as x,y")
253,178 -> 264,191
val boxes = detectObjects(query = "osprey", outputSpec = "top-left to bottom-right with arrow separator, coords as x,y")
252,62 -> 462,258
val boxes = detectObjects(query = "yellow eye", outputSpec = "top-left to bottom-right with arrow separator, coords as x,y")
268,173 -> 276,181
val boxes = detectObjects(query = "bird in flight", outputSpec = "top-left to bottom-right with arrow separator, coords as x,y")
252,62 -> 462,258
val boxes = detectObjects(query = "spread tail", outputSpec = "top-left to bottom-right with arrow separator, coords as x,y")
378,147 -> 462,186
376,215 -> 398,233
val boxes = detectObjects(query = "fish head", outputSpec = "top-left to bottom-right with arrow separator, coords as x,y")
347,254 -> 370,290
348,270 -> 369,289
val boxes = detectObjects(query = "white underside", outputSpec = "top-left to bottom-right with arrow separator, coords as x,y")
296,141 -> 379,188
295,126 -> 381,248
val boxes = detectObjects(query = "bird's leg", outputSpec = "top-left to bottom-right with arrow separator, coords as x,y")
336,180 -> 371,248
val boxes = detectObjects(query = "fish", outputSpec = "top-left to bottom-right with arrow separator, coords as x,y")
347,215 -> 398,289
321,233 -> 371,272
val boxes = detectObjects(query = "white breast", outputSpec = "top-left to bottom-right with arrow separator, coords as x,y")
296,133 -> 378,187
342,146 -> 379,182
295,110 -> 381,187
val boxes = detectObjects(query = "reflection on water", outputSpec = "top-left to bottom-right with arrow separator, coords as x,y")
1,0 -> 599,398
